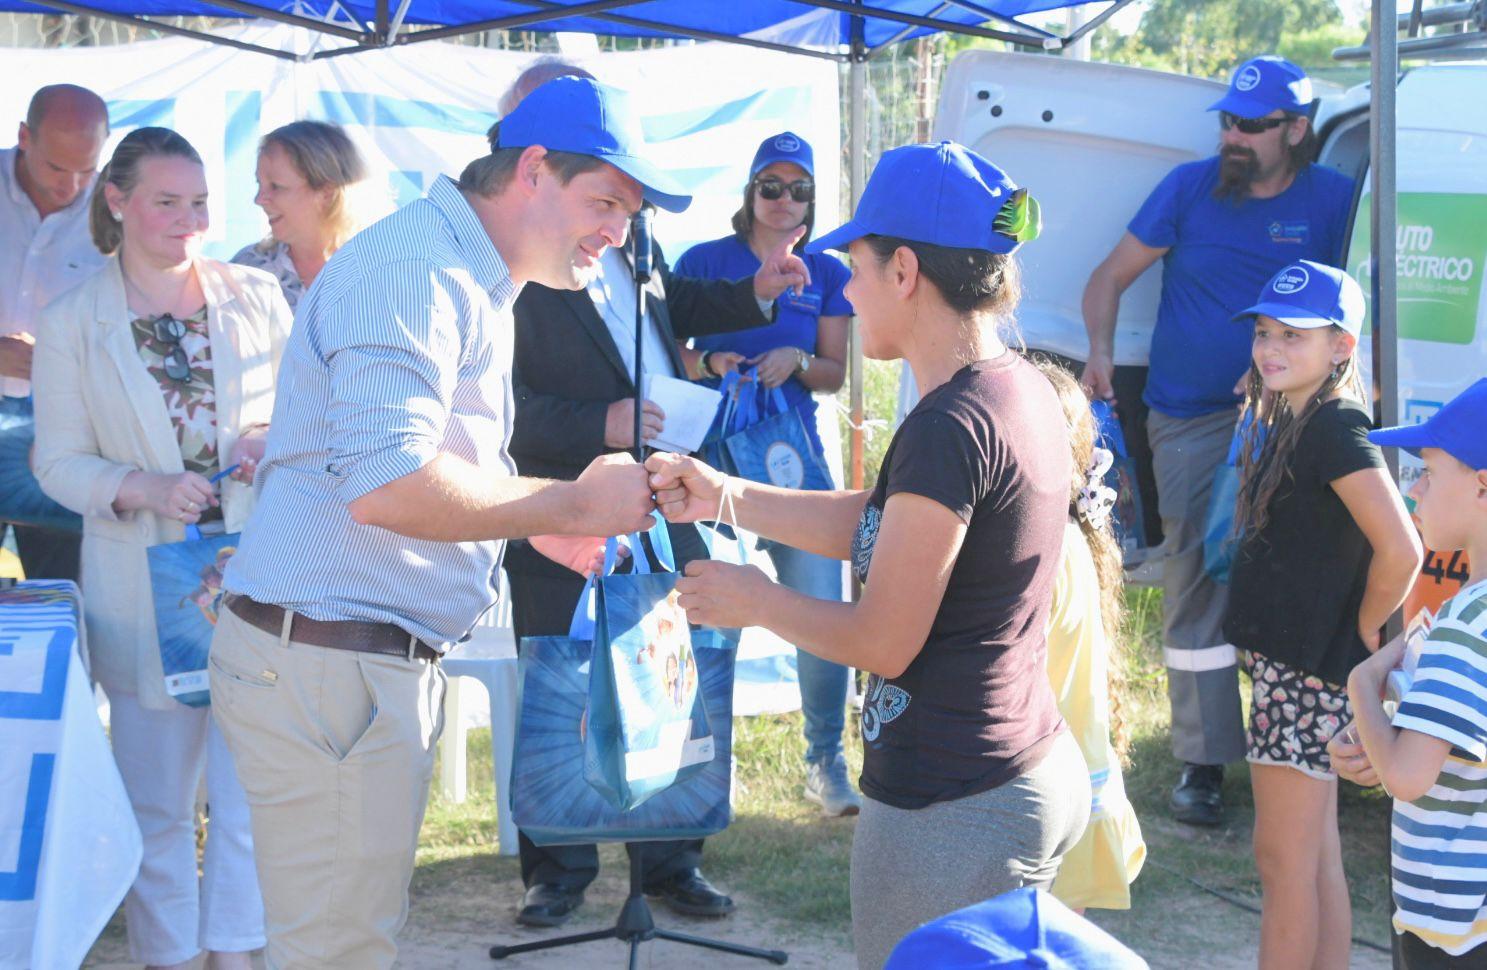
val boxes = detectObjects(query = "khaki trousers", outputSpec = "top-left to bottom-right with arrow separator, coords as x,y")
209,607 -> 446,970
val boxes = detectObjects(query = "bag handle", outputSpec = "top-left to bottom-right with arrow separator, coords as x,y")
732,368 -> 763,431
568,510 -> 676,640
182,464 -> 241,542
700,478 -> 751,566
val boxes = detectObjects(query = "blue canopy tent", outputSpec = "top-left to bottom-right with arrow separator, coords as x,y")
0,0 -> 1407,495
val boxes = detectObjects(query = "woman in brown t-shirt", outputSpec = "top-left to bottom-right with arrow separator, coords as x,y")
646,142 -> 1089,969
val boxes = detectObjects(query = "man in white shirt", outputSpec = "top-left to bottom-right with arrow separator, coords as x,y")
0,84 -> 109,581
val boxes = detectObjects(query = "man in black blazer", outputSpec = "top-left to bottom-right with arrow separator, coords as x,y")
506,230 -> 807,927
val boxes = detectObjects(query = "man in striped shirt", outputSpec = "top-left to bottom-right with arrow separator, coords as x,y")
210,78 -> 693,970
1331,379 -> 1487,968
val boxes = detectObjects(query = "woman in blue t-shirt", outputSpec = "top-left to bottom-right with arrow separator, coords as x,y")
674,132 -> 858,816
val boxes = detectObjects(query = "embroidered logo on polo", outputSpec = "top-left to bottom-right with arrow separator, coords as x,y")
774,134 -> 801,153
1236,65 -> 1262,92
861,675 -> 911,743
1272,266 -> 1311,295
1268,220 -> 1312,245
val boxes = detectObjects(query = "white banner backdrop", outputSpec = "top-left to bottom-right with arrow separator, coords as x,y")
0,21 -> 841,266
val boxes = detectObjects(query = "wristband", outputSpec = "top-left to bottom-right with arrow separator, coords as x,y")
699,350 -> 715,378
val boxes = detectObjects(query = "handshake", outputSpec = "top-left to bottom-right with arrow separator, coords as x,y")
532,451 -> 728,576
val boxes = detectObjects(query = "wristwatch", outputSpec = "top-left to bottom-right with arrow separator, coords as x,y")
795,348 -> 811,374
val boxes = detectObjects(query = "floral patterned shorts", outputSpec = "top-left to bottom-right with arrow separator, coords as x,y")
1245,652 -> 1352,779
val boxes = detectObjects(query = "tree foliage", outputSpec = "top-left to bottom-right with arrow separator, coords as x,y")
1093,0 -> 1347,79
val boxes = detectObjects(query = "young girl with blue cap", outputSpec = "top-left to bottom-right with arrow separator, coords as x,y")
645,140 -> 1092,968
1222,259 -> 1422,969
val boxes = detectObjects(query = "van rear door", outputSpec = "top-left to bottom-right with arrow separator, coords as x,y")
932,50 -> 1225,365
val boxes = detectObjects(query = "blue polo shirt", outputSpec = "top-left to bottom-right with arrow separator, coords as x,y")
675,234 -> 853,452
1130,157 -> 1355,418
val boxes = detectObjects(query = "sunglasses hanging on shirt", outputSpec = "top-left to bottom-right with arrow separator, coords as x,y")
1219,112 -> 1291,135
754,177 -> 815,204
150,314 -> 193,383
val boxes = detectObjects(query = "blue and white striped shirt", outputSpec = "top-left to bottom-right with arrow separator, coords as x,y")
224,175 -> 521,647
1390,579 -> 1487,956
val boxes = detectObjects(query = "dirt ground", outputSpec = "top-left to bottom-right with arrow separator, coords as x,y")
84,853 -> 1394,970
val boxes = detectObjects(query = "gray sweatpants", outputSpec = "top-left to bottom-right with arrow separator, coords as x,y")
849,732 -> 1090,970
1148,406 -> 1247,766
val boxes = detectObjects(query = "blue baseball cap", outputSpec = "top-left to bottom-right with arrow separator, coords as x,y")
1209,55 -> 1315,118
1233,259 -> 1366,337
751,131 -> 814,178
496,76 -> 691,213
1370,379 -> 1487,470
884,888 -> 1148,970
806,141 -> 1038,256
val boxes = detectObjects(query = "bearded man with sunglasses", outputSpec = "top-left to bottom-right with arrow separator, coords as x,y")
1080,55 -> 1356,827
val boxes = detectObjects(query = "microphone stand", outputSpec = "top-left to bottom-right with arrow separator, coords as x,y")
489,207 -> 787,968
632,207 -> 652,463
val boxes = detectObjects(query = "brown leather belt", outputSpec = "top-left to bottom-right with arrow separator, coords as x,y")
224,593 -> 440,662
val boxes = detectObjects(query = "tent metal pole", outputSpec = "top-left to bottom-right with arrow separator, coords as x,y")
24,0 -> 298,58
389,0 -> 651,44
468,0 -> 848,62
1369,0 -> 1399,475
1063,0 -> 1138,47
1369,0 -> 1403,642
848,12 -> 867,494
192,0 -> 367,40
789,0 -> 1048,47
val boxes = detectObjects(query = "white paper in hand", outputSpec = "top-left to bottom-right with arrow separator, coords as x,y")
646,374 -> 723,455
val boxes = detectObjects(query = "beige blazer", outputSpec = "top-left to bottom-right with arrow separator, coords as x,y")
32,255 -> 293,709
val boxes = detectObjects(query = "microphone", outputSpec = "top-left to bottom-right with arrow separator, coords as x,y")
630,206 -> 654,283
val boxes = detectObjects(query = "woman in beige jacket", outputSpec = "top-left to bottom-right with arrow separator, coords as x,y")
33,127 -> 291,970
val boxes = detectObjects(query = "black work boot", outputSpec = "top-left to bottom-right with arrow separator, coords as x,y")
1169,763 -> 1224,827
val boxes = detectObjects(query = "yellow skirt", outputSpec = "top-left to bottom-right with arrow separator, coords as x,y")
1050,802 -> 1147,911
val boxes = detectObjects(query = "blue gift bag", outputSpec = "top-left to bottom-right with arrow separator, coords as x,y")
0,396 -> 82,532
144,466 -> 241,706
580,515 -> 718,811
146,523 -> 239,706
514,550 -> 740,845
1203,416 -> 1259,584
1090,400 -> 1148,553
717,369 -> 832,491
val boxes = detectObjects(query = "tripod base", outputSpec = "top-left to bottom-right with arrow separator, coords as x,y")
489,855 -> 787,966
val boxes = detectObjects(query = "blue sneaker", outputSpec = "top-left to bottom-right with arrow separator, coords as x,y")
804,754 -> 861,817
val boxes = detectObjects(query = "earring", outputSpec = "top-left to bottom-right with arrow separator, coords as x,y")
111,210 -> 122,222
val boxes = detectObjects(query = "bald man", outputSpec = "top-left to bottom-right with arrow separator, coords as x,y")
1,84 -> 109,581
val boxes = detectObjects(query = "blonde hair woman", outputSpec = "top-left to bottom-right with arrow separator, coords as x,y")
232,120 -> 371,307
32,126 -> 292,970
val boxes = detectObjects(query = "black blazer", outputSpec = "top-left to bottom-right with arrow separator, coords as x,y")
505,242 -> 769,578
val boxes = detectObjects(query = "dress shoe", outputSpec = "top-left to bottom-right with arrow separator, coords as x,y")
644,868 -> 735,917
1170,762 -> 1224,827
516,883 -> 584,927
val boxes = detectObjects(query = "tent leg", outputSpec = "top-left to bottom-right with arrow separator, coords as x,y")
848,23 -> 867,494
1369,0 -> 1400,641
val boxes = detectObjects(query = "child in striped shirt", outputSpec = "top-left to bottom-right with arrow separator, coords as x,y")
1330,378 -> 1487,968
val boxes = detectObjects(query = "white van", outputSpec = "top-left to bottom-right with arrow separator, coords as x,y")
931,50 -> 1486,609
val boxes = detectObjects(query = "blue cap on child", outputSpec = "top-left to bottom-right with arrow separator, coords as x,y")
1232,259 -> 1366,337
883,888 -> 1148,970
1370,378 -> 1487,470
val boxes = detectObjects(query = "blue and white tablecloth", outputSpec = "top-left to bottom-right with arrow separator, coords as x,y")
0,581 -> 141,970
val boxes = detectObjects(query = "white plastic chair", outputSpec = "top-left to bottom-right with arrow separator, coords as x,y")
438,572 -> 518,856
